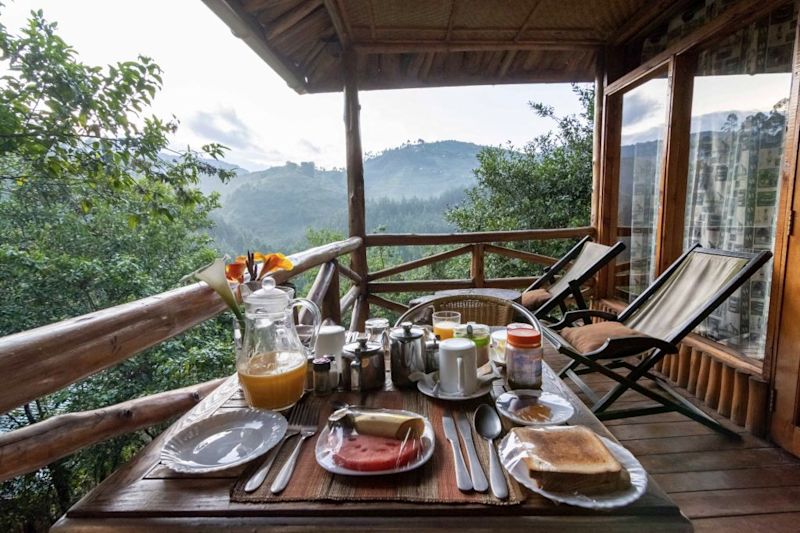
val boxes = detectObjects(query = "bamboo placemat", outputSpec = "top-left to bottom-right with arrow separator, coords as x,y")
230,391 -> 525,505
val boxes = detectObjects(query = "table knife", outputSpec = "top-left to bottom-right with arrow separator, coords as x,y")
454,410 -> 489,492
442,413 -> 473,492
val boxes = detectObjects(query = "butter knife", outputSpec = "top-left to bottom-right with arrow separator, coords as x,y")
243,429 -> 299,493
442,413 -> 472,492
454,410 -> 489,492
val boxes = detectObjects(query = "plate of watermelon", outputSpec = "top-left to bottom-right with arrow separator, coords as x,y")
315,407 -> 435,476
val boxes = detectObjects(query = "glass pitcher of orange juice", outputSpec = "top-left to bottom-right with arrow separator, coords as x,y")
239,278 -> 320,410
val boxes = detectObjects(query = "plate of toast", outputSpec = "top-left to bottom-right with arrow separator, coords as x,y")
497,425 -> 647,509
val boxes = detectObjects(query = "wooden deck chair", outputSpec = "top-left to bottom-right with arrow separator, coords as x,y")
521,236 -> 625,321
542,245 -> 772,437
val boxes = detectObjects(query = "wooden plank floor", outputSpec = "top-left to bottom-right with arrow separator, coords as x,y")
544,351 -> 800,532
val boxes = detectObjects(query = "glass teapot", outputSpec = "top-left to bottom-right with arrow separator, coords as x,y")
238,278 -> 321,410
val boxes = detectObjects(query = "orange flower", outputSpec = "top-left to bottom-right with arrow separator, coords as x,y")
257,253 -> 294,280
225,261 -> 247,283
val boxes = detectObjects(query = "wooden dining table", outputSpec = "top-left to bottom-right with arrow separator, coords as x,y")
52,345 -> 691,532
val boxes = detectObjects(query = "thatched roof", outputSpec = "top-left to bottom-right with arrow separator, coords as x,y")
203,0 -> 685,93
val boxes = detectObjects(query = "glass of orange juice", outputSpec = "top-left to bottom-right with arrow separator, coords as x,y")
432,311 -> 461,340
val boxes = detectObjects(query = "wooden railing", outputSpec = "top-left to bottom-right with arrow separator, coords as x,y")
363,226 -> 595,315
0,227 -> 596,480
0,237 -> 361,481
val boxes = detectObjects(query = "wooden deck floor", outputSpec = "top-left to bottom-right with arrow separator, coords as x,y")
544,351 -> 800,532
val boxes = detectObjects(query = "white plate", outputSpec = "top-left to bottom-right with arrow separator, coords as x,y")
161,409 -> 287,473
495,390 -> 575,426
315,409 -> 435,476
417,377 -> 494,401
498,430 -> 647,509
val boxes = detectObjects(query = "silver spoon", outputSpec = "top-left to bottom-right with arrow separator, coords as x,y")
474,404 -> 508,500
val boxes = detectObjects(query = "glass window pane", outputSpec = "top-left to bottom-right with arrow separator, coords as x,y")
616,78 -> 668,301
684,7 -> 795,359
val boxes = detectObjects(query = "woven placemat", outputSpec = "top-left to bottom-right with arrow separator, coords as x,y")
230,391 -> 525,505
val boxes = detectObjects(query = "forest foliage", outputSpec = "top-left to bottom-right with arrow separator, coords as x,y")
0,8 -> 594,531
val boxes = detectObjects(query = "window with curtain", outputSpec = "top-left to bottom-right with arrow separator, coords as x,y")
615,78 -> 668,301
684,6 -> 795,359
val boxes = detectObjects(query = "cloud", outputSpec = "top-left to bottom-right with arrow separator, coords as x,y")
298,138 -> 321,154
621,92 -> 661,128
188,108 -> 261,151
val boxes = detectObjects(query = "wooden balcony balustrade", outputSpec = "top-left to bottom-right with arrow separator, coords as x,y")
0,228 -> 594,481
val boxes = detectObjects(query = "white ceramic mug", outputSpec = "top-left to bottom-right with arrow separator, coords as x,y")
315,324 -> 346,358
438,338 -> 478,395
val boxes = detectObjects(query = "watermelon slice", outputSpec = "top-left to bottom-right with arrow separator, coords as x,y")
332,433 -> 421,471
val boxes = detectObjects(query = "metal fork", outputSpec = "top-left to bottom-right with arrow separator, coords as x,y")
270,399 -> 319,494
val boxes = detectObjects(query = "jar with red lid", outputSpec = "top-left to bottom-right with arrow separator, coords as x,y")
506,328 -> 543,390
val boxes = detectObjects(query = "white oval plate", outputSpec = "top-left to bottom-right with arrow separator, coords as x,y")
498,431 -> 647,509
315,410 -> 435,476
495,390 -> 575,426
161,409 -> 287,473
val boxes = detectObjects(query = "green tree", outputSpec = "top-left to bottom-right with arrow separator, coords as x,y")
446,85 -> 594,278
0,11 -> 234,530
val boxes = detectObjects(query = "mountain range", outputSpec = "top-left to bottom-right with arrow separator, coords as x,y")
199,140 -> 485,254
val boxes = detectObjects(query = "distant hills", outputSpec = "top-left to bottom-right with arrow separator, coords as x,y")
199,140 -> 485,254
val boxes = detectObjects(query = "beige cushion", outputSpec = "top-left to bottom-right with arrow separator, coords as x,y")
560,322 -> 645,354
521,288 -> 552,310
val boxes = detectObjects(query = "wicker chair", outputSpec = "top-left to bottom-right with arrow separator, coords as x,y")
394,295 -> 538,328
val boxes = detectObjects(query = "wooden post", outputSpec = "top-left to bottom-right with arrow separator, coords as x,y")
746,376 -> 770,438
677,344 -> 691,388
695,353 -> 711,399
705,359 -> 722,410
322,260 -> 342,325
654,53 -> 694,274
669,351 -> 680,383
687,348 -> 702,395
731,370 -> 750,426
717,364 -> 735,418
344,48 -> 369,331
471,244 -> 485,288
590,50 -> 605,231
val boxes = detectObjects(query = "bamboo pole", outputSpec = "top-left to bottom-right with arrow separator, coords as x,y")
717,364 -> 735,418
366,294 -> 409,314
746,376 -> 770,438
731,369 -> 750,426
471,244 -> 485,288
367,245 -> 472,281
695,353 -> 711,399
687,348 -> 702,395
343,48 -> 369,331
705,359 -> 723,410
364,226 -> 595,246
322,261 -> 342,325
676,344 -> 691,389
483,244 -> 558,266
0,378 -> 225,481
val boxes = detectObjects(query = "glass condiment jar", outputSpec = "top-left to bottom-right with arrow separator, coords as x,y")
313,356 -> 332,396
238,278 -> 321,410
506,328 -> 543,390
453,322 -> 491,366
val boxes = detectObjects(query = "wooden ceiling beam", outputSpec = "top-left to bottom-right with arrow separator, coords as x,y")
354,39 -> 602,54
323,0 -> 350,47
612,0 -> 695,46
265,0 -> 323,41
446,0 -> 458,41
514,0 -> 544,41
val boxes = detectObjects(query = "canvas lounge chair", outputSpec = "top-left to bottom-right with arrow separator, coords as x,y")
543,244 -> 772,437
521,236 -> 625,321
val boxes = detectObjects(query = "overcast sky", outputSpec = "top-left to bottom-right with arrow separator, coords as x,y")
2,0 -> 588,171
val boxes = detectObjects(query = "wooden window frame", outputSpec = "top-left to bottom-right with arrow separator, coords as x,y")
595,0 -> 800,379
